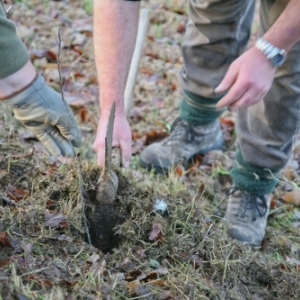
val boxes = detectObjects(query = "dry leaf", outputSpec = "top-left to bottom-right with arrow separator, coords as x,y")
176,22 -> 186,34
44,209 -> 68,228
6,184 -> 30,201
79,107 -> 89,123
286,256 -> 300,266
220,117 -> 235,127
175,165 -> 185,177
148,222 -> 165,242
0,232 -> 12,248
159,290 -> 174,300
282,191 -> 300,206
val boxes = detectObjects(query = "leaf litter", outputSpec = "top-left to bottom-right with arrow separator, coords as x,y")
0,0 -> 300,299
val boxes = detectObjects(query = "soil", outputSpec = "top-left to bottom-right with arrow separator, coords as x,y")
0,0 -> 300,299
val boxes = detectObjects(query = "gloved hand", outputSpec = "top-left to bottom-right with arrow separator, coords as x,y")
5,73 -> 82,157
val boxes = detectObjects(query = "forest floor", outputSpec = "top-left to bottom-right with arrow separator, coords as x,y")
0,0 -> 300,299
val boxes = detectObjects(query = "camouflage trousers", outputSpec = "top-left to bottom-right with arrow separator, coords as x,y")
180,0 -> 300,171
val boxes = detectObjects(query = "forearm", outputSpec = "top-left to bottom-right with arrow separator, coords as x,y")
93,0 -> 140,115
263,0 -> 300,51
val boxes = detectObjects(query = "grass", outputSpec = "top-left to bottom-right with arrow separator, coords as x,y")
1,0 -> 300,299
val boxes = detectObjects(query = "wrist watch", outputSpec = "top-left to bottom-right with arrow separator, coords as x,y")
255,37 -> 287,67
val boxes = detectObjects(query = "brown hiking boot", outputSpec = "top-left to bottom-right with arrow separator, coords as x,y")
224,188 -> 271,246
139,117 -> 223,173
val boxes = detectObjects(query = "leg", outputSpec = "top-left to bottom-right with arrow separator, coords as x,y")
140,0 -> 256,172
226,0 -> 300,246
236,0 -> 300,174
180,0 -> 256,98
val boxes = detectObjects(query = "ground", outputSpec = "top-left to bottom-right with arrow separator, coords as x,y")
0,0 -> 300,299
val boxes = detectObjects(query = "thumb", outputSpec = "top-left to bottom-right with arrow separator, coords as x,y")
215,65 -> 237,94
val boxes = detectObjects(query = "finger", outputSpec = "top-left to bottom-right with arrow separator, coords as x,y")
229,87 -> 264,109
216,78 -> 250,108
49,128 -> 75,157
215,65 -> 238,94
35,127 -> 74,157
120,139 -> 132,168
33,128 -> 61,157
93,141 -> 105,167
50,109 -> 82,147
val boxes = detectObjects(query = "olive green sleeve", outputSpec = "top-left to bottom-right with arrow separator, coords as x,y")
0,3 -> 29,78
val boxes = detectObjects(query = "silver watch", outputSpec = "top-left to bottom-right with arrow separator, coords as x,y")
255,37 -> 287,67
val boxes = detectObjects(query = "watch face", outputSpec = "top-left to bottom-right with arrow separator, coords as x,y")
272,53 -> 285,67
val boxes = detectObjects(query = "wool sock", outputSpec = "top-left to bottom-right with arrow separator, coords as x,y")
231,148 -> 280,195
179,90 -> 225,125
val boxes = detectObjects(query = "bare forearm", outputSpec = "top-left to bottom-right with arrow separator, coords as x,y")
93,0 -> 140,114
263,0 -> 300,51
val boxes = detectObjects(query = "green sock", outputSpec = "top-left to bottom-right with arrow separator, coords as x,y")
179,90 -> 225,125
231,148 -> 280,195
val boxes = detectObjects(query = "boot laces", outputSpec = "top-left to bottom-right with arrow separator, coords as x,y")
164,117 -> 195,144
226,188 -> 268,222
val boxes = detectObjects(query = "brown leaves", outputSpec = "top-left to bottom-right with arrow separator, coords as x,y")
44,209 -> 68,228
282,191 -> 300,206
5,184 -> 30,201
0,232 -> 12,248
30,49 -> 57,62
148,222 -> 165,242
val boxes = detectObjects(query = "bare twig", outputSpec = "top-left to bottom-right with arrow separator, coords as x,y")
57,24 -> 92,245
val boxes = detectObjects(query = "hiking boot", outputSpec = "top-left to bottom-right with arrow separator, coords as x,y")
139,117 -> 223,173
224,188 -> 271,246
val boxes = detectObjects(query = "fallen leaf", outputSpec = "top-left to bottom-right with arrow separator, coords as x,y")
30,49 -> 57,62
140,67 -> 154,76
126,279 -> 140,291
282,191 -> 300,206
22,242 -> 34,266
176,22 -> 186,34
44,209 -> 68,228
220,117 -> 235,127
6,185 -> 30,201
79,107 -> 89,123
270,195 -> 277,209
286,256 -> 300,266
57,234 -> 73,242
64,91 -> 95,108
148,222 -> 165,242
0,232 -> 12,247
159,290 -> 174,300
175,165 -> 185,177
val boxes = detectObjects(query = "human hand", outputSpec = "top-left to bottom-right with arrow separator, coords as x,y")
215,47 -> 276,109
93,110 -> 132,168
6,74 -> 82,157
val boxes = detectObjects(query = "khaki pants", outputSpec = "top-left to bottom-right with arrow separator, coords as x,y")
180,0 -> 300,171
0,2 -> 29,78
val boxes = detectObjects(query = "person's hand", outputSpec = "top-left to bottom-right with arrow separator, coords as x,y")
93,110 -> 132,168
5,74 -> 82,157
215,47 -> 276,109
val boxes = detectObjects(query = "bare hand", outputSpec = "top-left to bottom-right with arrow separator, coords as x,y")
215,47 -> 276,109
93,111 -> 132,168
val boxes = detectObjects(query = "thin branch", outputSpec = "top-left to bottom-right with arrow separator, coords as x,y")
57,24 -> 92,245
